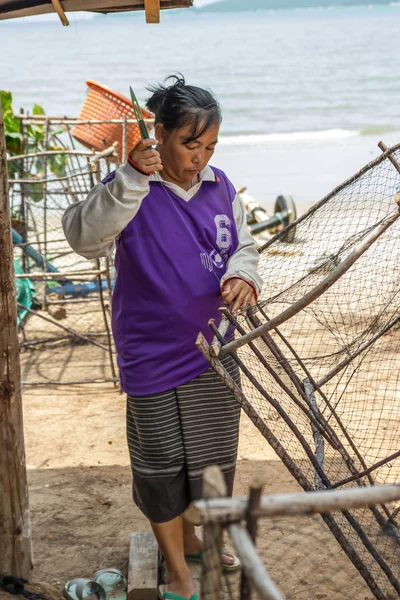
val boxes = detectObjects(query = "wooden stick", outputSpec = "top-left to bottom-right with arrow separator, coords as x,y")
221,210 -> 400,356
96,258 -> 117,382
50,0 -> 69,25
14,269 -> 106,279
0,99 -> 33,580
209,314 -> 230,356
200,466 -> 226,600
240,475 -> 267,600
378,141 -> 400,174
22,378 -> 118,386
331,450 -> 400,490
7,149 -> 104,162
89,143 -> 119,164
304,379 -> 324,490
12,170 -> 94,185
15,117 -> 154,125
122,115 -> 128,164
145,0 -> 160,22
228,524 -> 284,600
17,303 -> 110,352
185,484 -> 400,526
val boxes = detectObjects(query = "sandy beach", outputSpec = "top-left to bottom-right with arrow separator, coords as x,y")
9,299 -> 399,600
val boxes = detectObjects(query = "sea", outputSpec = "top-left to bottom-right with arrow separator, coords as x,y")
1,4 -> 400,212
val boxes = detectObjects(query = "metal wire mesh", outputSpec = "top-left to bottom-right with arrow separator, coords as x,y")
9,118 -> 119,385
201,144 -> 400,599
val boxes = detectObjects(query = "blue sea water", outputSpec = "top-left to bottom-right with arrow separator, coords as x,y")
1,4 -> 400,208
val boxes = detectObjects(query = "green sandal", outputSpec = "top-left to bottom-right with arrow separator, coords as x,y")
158,586 -> 198,600
185,549 -> 241,572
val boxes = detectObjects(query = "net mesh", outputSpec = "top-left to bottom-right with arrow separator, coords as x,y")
9,120 -> 117,385
205,145 -> 400,599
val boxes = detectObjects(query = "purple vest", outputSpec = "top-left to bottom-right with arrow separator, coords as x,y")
110,167 -> 238,396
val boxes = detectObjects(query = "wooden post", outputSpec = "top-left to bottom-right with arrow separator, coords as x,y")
144,0 -> 160,23
240,474 -> 267,600
0,103 -> 33,578
200,466 -> 227,600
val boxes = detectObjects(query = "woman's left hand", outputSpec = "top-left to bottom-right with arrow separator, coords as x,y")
221,279 -> 257,315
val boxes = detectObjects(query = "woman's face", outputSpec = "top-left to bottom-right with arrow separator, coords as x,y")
155,120 -> 220,185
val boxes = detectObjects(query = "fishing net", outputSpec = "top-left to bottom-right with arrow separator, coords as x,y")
200,143 -> 400,599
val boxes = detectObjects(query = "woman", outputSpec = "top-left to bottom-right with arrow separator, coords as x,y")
63,76 -> 262,600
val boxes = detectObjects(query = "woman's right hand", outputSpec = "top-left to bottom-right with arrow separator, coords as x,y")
128,139 -> 163,174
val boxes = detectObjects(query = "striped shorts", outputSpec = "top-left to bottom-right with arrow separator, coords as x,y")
126,355 -> 241,523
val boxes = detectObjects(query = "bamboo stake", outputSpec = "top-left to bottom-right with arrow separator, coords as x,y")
96,258 -> 117,382
15,117 -> 154,125
221,209 -> 400,357
7,149 -> 101,162
240,475 -> 267,600
304,379 -> 324,490
17,303 -> 110,352
22,378 -> 118,386
15,269 -> 106,278
186,485 -> 400,526
209,314 -> 230,356
0,101 -> 33,580
228,524 -> 284,600
378,141 -> 400,174
200,466 -> 226,600
13,170 -> 94,185
122,115 -> 128,164
331,450 -> 400,490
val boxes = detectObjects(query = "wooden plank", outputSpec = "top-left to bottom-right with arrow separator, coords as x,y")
0,93 -> 33,580
145,0 -> 160,22
128,532 -> 158,600
0,1 -> 192,21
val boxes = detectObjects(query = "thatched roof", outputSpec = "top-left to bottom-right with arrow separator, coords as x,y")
0,0 -> 193,24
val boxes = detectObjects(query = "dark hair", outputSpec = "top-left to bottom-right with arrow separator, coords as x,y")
146,74 -> 222,143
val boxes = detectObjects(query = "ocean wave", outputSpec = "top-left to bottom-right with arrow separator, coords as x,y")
218,129 -> 359,146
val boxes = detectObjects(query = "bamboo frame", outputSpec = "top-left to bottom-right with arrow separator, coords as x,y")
187,468 -> 400,600
196,329 -> 400,597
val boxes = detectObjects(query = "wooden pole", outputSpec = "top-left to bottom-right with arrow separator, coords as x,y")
240,474 -> 267,600
144,0 -> 160,23
200,466 -> 226,600
185,484 -> 400,526
0,102 -> 33,579
228,524 -> 284,600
